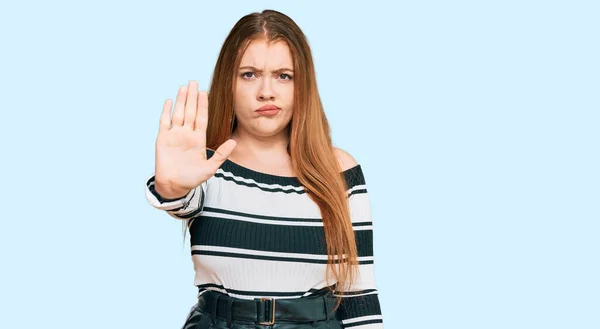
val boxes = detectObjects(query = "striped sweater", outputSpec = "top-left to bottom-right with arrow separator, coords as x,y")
145,150 -> 384,328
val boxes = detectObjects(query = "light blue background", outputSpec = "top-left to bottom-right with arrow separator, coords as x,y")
1,1 -> 598,328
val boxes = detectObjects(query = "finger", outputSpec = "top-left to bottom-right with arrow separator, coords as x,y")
194,90 -> 209,132
171,85 -> 187,127
184,80 -> 198,128
208,139 -> 237,170
158,99 -> 173,133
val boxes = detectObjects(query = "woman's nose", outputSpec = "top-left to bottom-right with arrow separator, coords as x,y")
257,79 -> 275,101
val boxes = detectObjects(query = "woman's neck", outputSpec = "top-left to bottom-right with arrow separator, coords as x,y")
230,127 -> 290,160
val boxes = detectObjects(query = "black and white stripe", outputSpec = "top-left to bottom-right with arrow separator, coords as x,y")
145,150 -> 383,328
145,176 -> 206,220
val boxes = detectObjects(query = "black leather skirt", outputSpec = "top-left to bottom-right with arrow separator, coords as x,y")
181,289 -> 343,329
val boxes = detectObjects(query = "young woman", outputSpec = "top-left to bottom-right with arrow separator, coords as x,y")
145,9 -> 384,329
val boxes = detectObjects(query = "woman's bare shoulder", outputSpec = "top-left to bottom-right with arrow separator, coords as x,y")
333,147 -> 359,172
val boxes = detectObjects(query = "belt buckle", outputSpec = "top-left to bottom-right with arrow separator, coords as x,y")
258,297 -> 276,325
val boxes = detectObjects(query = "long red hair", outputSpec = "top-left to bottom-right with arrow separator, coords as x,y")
205,9 -> 358,309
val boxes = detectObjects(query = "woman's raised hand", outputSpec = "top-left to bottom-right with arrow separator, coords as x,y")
154,81 -> 236,198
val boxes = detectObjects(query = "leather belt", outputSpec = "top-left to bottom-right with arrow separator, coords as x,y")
197,289 -> 337,325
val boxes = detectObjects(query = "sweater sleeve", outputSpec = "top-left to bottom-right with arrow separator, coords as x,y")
144,175 -> 206,220
335,165 -> 384,328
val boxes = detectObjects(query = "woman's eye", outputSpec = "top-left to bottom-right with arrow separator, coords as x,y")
279,73 -> 293,80
241,72 -> 255,79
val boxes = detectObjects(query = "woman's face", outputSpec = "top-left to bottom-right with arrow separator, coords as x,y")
233,39 -> 295,139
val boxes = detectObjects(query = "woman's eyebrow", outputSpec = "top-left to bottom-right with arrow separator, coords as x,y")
239,66 -> 294,73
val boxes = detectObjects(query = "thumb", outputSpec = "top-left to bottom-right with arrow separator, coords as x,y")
208,139 -> 237,170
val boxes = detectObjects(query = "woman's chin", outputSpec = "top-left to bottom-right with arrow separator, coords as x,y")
248,123 -> 290,139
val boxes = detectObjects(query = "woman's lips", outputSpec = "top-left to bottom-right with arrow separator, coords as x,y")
255,105 -> 280,116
